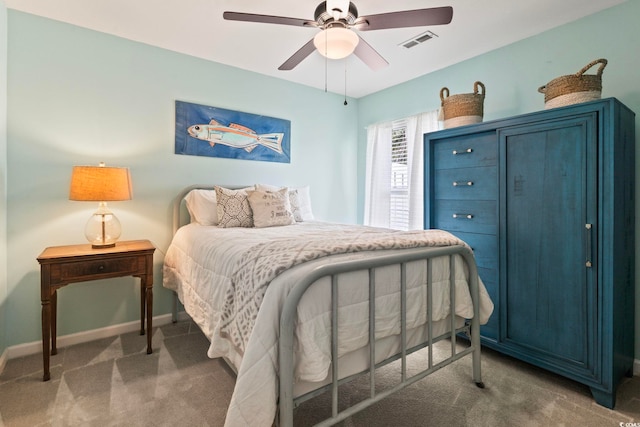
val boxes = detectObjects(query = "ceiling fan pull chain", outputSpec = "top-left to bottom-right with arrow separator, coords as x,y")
344,60 -> 348,106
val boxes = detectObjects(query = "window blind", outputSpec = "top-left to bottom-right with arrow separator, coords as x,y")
390,120 -> 409,230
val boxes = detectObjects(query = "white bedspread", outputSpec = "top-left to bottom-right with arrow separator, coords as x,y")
163,221 -> 494,427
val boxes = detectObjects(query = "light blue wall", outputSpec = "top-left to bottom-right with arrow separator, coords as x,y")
0,0 -> 7,357
358,0 -> 640,358
6,11 -> 358,347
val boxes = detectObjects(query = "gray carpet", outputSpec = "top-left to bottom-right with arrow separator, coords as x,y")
0,320 -> 638,426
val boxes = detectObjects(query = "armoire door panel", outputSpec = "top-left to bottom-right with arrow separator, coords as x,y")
500,117 -> 596,369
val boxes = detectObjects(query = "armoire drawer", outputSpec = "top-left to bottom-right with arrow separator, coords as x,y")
434,166 -> 497,200
447,231 -> 498,271
477,265 -> 499,340
433,200 -> 497,235
433,132 -> 497,170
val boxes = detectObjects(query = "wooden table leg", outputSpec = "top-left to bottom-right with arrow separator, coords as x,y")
51,290 -> 58,355
140,281 -> 146,335
41,299 -> 51,381
40,265 -> 52,382
146,281 -> 153,354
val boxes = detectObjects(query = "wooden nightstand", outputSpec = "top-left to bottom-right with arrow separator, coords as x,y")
37,239 -> 155,381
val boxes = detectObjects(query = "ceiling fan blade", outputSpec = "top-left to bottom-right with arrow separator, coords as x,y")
278,39 -> 317,70
223,11 -> 316,28
353,36 -> 388,71
355,6 -> 453,31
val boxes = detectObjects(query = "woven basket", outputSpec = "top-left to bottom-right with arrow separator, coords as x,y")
538,59 -> 607,109
440,81 -> 485,129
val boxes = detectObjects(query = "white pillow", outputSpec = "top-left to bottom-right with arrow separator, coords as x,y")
255,183 -> 280,192
247,188 -> 296,228
184,189 -> 218,226
255,184 -> 314,222
290,186 -> 314,221
215,186 -> 254,228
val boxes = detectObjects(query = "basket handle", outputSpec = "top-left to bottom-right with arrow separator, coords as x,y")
440,87 -> 450,102
576,58 -> 607,77
474,81 -> 485,95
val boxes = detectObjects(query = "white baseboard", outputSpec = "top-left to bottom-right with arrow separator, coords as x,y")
1,314 -> 639,379
0,311 -> 191,369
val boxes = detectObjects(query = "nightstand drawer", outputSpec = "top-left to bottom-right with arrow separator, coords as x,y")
433,132 -> 496,170
53,257 -> 142,282
433,166 -> 497,200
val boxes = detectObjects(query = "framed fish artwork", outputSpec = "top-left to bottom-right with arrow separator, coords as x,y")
175,100 -> 291,163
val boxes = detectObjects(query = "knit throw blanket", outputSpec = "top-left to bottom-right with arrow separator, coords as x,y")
218,225 -> 468,354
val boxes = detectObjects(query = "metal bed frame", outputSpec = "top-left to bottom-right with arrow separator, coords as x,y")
168,185 -> 485,426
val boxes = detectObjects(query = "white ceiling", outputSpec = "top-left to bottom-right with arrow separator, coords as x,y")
6,0 -> 627,98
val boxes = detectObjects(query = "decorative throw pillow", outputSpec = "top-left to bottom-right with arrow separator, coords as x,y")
256,183 -> 314,222
215,186 -> 254,228
247,188 -> 296,228
184,189 -> 218,226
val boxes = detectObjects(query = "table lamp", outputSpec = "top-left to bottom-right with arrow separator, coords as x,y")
69,162 -> 133,248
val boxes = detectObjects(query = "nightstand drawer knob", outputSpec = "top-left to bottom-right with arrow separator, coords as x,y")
98,265 -> 105,271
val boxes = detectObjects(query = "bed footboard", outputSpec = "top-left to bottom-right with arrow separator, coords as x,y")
278,245 -> 484,426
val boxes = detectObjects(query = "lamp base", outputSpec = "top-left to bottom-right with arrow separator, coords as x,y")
92,242 -> 116,249
85,202 -> 122,249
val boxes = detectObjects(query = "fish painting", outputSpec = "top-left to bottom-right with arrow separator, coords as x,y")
175,100 -> 291,163
187,119 -> 284,154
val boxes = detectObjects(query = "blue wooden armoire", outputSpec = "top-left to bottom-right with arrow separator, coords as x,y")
424,98 -> 635,408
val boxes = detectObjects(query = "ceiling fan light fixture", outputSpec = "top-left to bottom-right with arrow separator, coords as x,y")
313,27 -> 359,59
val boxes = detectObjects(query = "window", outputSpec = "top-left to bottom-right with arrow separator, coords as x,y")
390,121 -> 409,230
365,110 -> 439,231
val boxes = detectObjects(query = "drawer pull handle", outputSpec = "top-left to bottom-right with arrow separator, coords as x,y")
452,181 -> 474,187
452,148 -> 473,155
98,265 -> 105,271
452,213 -> 474,219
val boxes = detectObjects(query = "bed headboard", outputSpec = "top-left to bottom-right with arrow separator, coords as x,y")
172,185 -> 247,235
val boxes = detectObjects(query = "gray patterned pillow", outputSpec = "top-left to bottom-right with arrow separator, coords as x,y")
215,186 -> 254,228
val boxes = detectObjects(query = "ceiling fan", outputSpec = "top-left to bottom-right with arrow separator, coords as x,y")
223,1 -> 453,71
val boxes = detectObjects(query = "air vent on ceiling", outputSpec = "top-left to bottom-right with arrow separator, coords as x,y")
400,30 -> 438,49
